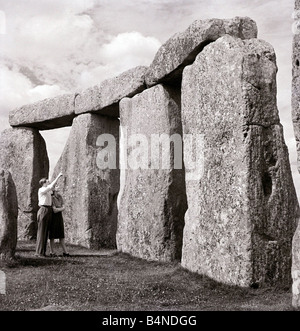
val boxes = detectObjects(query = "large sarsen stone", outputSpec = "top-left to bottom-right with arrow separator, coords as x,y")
293,222 -> 300,307
292,0 -> 300,174
181,35 -> 300,287
292,0 -> 300,308
0,128 -> 49,240
75,66 -> 147,117
117,84 -> 187,262
145,17 -> 258,87
9,94 -> 76,130
0,169 -> 18,259
52,114 -> 120,249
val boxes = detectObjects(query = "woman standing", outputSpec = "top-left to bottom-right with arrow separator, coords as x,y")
49,185 -> 70,257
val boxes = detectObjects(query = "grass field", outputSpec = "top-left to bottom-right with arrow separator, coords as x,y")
0,241 -> 297,311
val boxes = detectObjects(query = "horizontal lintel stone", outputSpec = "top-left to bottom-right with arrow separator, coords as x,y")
145,16 -> 258,87
74,66 -> 148,117
9,93 -> 76,130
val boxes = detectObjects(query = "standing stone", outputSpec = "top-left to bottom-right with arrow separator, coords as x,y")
0,128 -> 49,240
181,35 -> 300,287
293,222 -> 300,307
117,84 -> 187,262
292,0 -> 300,308
0,270 -> 5,294
52,114 -> 119,249
145,17 -> 258,87
293,0 -> 300,174
0,169 -> 18,259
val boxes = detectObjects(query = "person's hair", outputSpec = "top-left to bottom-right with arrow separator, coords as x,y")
39,178 -> 48,187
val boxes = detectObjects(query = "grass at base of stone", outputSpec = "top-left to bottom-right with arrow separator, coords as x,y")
0,241 -> 298,311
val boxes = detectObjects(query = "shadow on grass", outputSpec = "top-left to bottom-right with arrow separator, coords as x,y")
1,241 -> 295,311
111,252 -> 295,310
0,255 -> 84,269
68,254 -> 117,258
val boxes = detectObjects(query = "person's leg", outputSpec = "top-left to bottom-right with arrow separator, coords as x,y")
49,239 -> 55,254
42,208 -> 51,256
47,209 -> 57,256
35,207 -> 47,256
59,238 -> 68,254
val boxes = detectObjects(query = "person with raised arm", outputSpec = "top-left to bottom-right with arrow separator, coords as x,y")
35,172 -> 63,257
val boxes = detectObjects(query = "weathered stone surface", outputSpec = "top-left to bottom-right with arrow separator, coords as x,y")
9,94 -> 76,130
0,270 -> 5,294
292,222 -> 300,307
181,35 -> 300,287
292,0 -> 300,308
75,66 -> 147,117
293,0 -> 300,174
52,113 -> 119,249
117,84 -> 187,262
0,170 -> 18,259
145,17 -> 258,87
0,128 -> 49,240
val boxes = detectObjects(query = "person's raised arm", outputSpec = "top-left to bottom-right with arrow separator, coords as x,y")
42,173 -> 63,193
49,172 -> 63,189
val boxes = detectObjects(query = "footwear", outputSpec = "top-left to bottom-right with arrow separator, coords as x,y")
63,253 -> 70,257
50,253 -> 57,257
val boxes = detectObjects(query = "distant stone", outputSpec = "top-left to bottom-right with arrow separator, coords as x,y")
0,169 -> 18,259
0,270 -> 5,294
181,35 -> 300,287
52,113 -> 120,249
9,94 -> 76,130
292,0 -> 300,173
75,66 -> 147,117
145,17 -> 258,87
293,222 -> 300,307
0,128 -> 49,240
292,0 -> 300,309
117,84 -> 187,262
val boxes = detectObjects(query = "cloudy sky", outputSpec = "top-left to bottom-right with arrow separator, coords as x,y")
0,0 -> 299,199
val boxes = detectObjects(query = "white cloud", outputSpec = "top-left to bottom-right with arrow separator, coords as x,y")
0,65 -> 33,112
0,0 -> 162,172
0,64 -> 68,114
77,32 -> 161,88
28,85 -> 68,102
0,2 -> 161,91
101,32 -> 161,65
